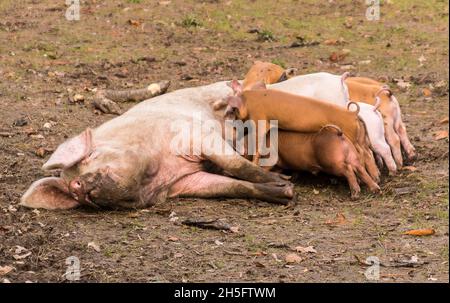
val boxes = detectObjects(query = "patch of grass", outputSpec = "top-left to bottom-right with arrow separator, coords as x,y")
256,29 -> 276,42
181,15 -> 203,28
271,58 -> 286,69
128,0 -> 142,3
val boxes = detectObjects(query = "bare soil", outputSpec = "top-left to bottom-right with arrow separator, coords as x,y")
0,0 -> 448,282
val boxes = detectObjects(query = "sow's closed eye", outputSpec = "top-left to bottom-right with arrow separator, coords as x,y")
42,128 -> 93,170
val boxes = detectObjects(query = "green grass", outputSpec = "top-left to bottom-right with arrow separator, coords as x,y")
181,15 -> 203,28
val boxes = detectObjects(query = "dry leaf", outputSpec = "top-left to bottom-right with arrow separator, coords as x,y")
439,117 -> 449,124
229,226 -> 239,233
295,246 -> 317,254
329,49 -> 350,62
403,229 -> 435,236
395,79 -> 411,90
422,88 -> 432,97
285,253 -> 303,264
326,213 -> 347,225
128,19 -> 141,27
402,166 -> 418,172
87,241 -> 101,252
434,130 -> 448,140
324,39 -> 338,45
13,252 -> 31,260
167,236 -> 179,242
272,253 -> 281,262
0,266 -> 14,276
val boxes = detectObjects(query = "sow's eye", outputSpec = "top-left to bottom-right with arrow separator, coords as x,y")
81,150 -> 100,165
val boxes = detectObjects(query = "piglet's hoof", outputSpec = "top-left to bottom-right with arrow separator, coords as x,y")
350,191 -> 360,200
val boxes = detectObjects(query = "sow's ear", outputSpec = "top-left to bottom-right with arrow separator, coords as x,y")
226,79 -> 243,96
42,128 -> 93,170
20,177 -> 79,210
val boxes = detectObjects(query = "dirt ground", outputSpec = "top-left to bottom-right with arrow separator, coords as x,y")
0,0 -> 448,282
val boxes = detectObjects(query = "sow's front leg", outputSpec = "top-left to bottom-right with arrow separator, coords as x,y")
202,132 -> 291,185
169,172 -> 293,205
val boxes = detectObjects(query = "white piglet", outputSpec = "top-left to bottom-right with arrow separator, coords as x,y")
269,72 -> 397,175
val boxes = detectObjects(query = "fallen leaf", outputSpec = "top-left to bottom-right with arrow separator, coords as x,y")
71,94 -> 85,103
295,246 -> 317,254
35,147 -> 48,158
128,19 -> 141,27
422,88 -> 432,97
13,252 -> 31,260
343,16 -> 353,28
127,212 -> 140,218
358,60 -> 372,65
326,213 -> 347,225
395,79 -> 411,90
272,253 -> 282,262
418,55 -> 426,65
167,236 -> 179,242
313,189 -> 320,195
402,166 -> 418,172
87,241 -> 101,252
285,253 -> 303,264
403,229 -> 435,236
15,246 -> 27,254
434,130 -> 448,140
329,49 -> 350,62
324,39 -> 338,45
0,266 -> 14,276
229,226 -> 239,233
439,117 -> 449,124
324,37 -> 345,45
214,240 -> 224,246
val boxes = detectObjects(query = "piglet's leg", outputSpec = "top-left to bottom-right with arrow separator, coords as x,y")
384,123 -> 403,168
342,164 -> 361,199
169,172 -> 293,205
201,132 -> 290,185
395,119 -> 416,162
354,164 -> 381,194
371,140 -> 397,175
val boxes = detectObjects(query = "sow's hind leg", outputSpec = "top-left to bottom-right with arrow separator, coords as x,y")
168,171 -> 293,205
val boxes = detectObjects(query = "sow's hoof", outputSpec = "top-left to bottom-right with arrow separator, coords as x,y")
257,181 -> 294,205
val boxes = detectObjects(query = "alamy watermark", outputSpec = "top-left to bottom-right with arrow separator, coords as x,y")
364,256 -> 380,281
65,0 -> 80,21
366,0 -> 380,21
64,256 -> 81,281
169,112 -> 279,167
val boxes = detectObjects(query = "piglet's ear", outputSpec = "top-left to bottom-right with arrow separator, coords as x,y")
42,128 -> 93,170
226,79 -> 243,96
247,80 -> 267,91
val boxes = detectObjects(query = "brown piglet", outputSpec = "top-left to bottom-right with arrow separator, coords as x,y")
276,125 -> 381,198
224,80 -> 380,183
